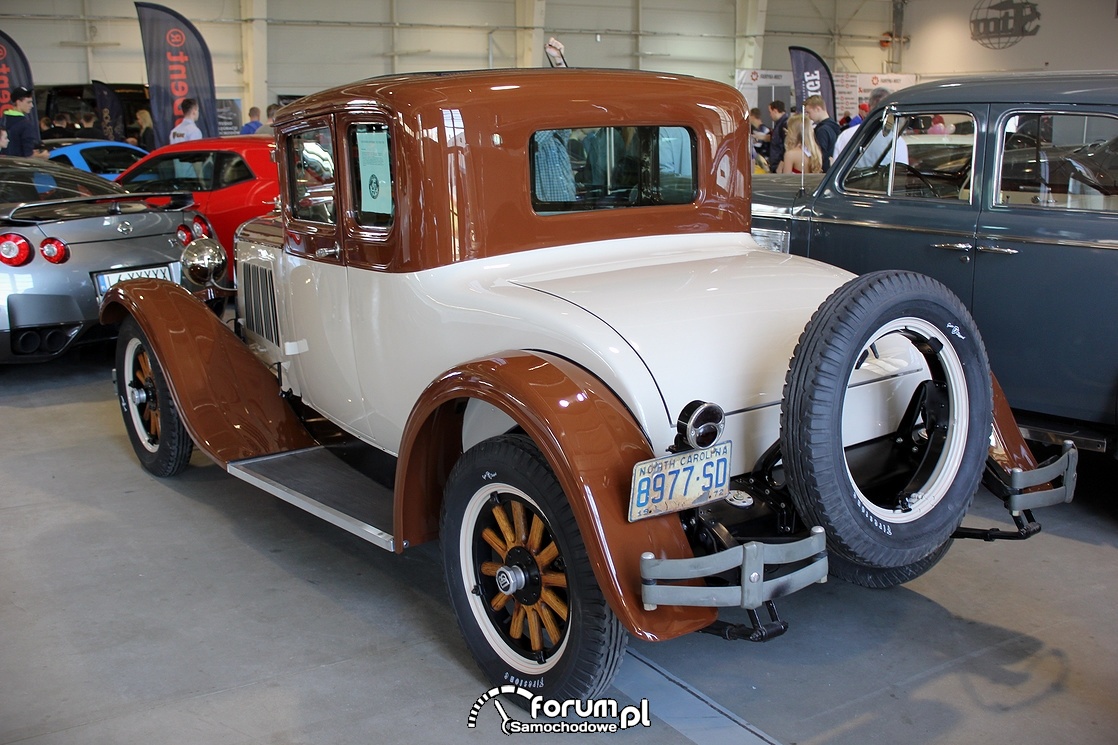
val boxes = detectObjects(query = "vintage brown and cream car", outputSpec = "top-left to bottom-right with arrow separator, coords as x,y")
100,69 -> 1074,701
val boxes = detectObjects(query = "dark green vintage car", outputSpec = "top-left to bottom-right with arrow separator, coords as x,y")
751,72 -> 1118,454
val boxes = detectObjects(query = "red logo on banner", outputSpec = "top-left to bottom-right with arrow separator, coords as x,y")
166,28 -> 186,47
751,70 -> 759,81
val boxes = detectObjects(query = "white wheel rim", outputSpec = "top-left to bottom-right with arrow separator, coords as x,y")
458,483 -> 570,675
842,317 -> 969,524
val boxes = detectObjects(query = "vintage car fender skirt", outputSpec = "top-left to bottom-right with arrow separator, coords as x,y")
442,434 -> 626,703
781,270 -> 992,575
116,316 -> 194,477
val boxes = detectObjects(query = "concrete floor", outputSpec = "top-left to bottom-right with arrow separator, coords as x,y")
2,347 -> 1117,745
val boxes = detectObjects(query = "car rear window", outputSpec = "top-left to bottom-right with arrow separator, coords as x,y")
530,126 -> 697,213
80,146 -> 147,176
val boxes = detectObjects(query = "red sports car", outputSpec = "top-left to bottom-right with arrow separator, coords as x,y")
117,135 -> 278,272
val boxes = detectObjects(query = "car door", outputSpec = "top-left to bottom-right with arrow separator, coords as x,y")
279,118 -> 368,435
804,106 -> 985,307
973,108 -> 1118,428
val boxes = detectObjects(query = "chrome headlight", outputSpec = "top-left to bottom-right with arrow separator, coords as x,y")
181,236 -> 227,285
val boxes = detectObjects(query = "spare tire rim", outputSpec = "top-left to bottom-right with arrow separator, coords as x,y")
842,317 -> 969,524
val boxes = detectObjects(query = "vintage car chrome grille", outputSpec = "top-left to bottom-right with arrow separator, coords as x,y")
241,262 -> 280,346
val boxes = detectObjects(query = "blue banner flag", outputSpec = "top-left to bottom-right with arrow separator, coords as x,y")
788,46 -> 836,118
135,2 -> 218,147
0,28 -> 36,119
92,81 -> 126,141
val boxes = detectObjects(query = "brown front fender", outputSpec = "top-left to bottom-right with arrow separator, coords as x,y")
101,278 -> 316,466
394,350 -> 717,642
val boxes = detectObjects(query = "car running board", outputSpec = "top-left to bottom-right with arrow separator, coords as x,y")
227,446 -> 396,551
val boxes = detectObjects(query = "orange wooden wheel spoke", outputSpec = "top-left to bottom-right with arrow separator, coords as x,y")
526,605 -> 543,651
489,590 -> 510,613
527,513 -> 544,552
491,503 -> 517,547
480,561 -> 502,577
509,603 -> 526,639
137,351 -> 151,380
541,571 -> 567,588
537,601 -> 562,643
481,527 -> 507,556
150,407 -> 161,439
511,500 -> 528,545
535,541 -> 559,568
540,587 -> 568,621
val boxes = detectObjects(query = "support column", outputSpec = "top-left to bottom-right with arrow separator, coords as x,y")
735,0 -> 769,70
515,0 -> 546,68
241,0 -> 269,108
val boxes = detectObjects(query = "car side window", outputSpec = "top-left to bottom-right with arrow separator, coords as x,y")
216,154 -> 254,189
997,112 -> 1118,213
289,127 -> 336,224
841,112 -> 976,202
530,126 -> 696,213
348,122 -> 394,228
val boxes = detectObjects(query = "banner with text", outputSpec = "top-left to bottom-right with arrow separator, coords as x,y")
135,2 -> 218,147
788,46 -> 835,117
92,81 -> 126,141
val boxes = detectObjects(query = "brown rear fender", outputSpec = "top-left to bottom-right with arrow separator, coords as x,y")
395,350 -> 717,642
100,278 -> 316,467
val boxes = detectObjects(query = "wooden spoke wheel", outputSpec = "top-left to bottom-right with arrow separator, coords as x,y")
115,317 -> 193,477
442,434 -> 626,703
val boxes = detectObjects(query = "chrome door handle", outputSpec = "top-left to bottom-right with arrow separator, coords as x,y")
314,244 -> 342,259
931,242 -> 973,252
977,245 -> 1019,255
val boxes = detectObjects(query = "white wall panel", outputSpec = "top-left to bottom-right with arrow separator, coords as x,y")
0,0 -> 1113,110
903,0 -> 1117,78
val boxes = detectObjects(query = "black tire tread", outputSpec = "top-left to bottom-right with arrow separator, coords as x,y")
441,434 -> 626,702
781,270 -> 989,571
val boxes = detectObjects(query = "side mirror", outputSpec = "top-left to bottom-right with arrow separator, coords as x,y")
882,110 -> 896,135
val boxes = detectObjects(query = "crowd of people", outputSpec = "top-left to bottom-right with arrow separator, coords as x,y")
750,86 -> 895,175
1,88 -> 276,158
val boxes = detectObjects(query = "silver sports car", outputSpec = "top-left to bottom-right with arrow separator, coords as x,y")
0,155 -> 210,362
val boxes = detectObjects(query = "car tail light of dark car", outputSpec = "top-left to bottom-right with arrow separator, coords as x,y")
0,233 -> 33,267
176,224 -> 193,247
38,238 -> 70,265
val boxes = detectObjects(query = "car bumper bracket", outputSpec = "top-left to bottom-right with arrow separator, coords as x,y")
639,526 -> 828,611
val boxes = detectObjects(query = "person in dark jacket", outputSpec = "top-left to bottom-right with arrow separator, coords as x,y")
767,100 -> 789,174
805,94 -> 842,172
1,87 -> 46,157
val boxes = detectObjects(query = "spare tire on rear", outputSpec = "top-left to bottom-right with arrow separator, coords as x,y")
780,270 -> 992,579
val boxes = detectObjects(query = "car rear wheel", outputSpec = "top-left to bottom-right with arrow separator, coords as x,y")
116,316 -> 193,477
781,271 -> 991,580
441,434 -> 626,703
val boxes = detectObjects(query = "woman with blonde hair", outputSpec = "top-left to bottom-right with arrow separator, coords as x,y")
136,109 -> 156,151
777,113 -> 822,175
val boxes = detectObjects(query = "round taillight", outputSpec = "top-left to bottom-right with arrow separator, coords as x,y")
39,238 -> 70,264
191,215 -> 212,239
0,233 -> 33,267
176,224 -> 193,246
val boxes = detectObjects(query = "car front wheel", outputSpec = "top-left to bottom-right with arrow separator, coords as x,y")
115,316 -> 193,477
441,434 -> 626,702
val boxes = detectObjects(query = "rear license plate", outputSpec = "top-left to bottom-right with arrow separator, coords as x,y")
94,264 -> 177,299
628,441 -> 733,521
